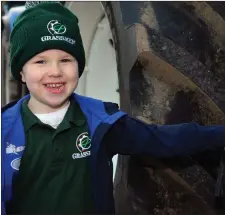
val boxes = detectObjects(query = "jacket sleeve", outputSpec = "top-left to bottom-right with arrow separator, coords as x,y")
1,202 -> 6,215
105,115 -> 225,158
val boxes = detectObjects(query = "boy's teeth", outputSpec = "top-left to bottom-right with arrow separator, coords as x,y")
46,84 -> 63,87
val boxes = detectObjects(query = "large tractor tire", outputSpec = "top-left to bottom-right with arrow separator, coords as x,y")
103,2 -> 225,215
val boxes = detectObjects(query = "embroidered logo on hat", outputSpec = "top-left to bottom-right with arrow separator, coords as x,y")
47,20 -> 66,35
41,20 -> 75,45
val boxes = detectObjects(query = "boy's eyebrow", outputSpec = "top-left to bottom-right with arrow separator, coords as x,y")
34,55 -> 47,59
61,54 -> 73,58
34,54 -> 73,58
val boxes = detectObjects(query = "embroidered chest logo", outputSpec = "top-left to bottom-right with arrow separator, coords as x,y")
72,132 -> 91,159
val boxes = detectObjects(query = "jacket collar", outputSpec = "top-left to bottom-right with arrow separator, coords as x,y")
2,93 -> 126,138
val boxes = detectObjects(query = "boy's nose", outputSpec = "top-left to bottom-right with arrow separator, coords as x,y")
48,64 -> 62,77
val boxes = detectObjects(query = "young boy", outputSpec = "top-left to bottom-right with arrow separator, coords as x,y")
2,2 -> 225,215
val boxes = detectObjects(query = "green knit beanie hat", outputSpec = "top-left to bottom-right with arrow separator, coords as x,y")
10,1 -> 85,81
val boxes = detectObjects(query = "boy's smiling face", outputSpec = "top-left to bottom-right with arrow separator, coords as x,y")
20,49 -> 79,113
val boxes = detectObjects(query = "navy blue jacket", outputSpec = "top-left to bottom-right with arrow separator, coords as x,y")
2,93 -> 225,214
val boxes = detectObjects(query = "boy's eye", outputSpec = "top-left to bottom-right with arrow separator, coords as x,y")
35,60 -> 46,64
61,59 -> 72,63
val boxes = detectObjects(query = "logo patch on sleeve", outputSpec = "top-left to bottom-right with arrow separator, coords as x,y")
11,158 -> 21,170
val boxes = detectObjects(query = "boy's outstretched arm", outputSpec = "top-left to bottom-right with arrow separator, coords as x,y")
105,115 -> 225,157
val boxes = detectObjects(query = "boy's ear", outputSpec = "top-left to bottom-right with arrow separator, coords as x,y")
20,71 -> 26,83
